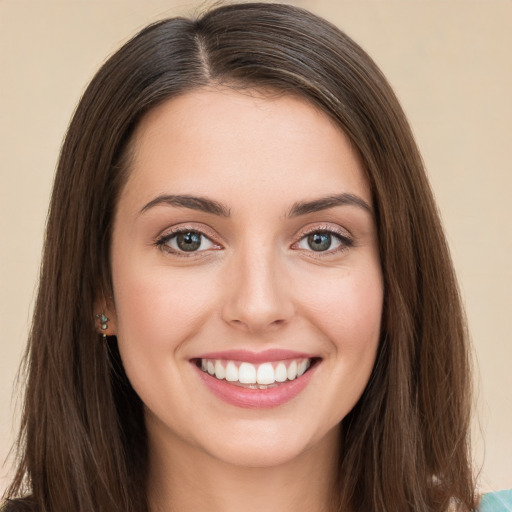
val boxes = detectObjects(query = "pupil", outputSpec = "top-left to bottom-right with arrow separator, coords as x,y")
308,233 -> 331,251
177,232 -> 201,251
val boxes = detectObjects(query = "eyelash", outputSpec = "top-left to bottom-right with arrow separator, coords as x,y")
155,225 -> 354,257
155,226 -> 220,257
292,226 -> 354,257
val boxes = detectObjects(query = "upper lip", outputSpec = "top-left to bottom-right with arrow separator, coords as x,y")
193,349 -> 318,364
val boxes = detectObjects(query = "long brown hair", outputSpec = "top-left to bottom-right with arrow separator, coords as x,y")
4,3 -> 476,511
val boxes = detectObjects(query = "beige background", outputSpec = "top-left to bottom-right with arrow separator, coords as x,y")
1,0 -> 510,496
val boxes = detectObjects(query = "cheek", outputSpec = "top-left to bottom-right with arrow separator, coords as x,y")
111,254 -> 221,370
110,262 -> 217,418
299,265 -> 383,354
287,263 -> 383,430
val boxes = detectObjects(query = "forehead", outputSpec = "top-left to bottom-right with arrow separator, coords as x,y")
120,87 -> 370,211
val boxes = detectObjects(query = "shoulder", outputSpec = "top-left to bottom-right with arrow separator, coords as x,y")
478,490 -> 512,512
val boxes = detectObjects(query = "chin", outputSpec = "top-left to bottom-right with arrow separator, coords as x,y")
207,436 -> 314,468
196,417 -> 339,469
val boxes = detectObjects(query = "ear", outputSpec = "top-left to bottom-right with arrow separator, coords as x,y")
94,294 -> 117,336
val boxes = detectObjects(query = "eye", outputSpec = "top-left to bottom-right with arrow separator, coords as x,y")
158,230 -> 218,253
295,230 -> 351,253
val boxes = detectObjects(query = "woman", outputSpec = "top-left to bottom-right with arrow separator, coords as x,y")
2,3 -> 509,511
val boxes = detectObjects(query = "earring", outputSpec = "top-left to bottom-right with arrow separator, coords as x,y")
96,313 -> 108,330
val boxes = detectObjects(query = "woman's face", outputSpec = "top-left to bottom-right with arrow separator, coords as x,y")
109,88 -> 383,467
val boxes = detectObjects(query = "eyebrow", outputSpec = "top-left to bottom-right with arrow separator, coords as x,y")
287,193 -> 373,217
139,192 -> 372,218
140,194 -> 230,217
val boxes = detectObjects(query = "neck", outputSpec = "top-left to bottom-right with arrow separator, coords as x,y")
147,424 -> 340,512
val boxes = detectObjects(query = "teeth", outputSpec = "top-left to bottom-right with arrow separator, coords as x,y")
287,360 -> 298,380
214,360 -> 226,380
199,358 -> 313,386
239,362 -> 257,384
225,361 -> 238,382
275,362 -> 288,382
297,359 -> 310,377
256,362 -> 275,385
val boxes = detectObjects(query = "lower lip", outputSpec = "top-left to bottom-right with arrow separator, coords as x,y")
194,362 -> 318,409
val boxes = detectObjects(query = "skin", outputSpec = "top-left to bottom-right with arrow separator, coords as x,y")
106,88 -> 384,512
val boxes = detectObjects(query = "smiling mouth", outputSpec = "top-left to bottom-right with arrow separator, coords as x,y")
193,357 -> 320,389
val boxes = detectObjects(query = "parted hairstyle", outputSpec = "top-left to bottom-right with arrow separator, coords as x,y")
3,3 -> 476,511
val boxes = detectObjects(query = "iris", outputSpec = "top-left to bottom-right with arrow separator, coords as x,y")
177,231 -> 202,251
307,232 -> 332,251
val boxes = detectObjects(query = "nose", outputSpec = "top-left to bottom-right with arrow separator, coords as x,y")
221,245 -> 294,334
